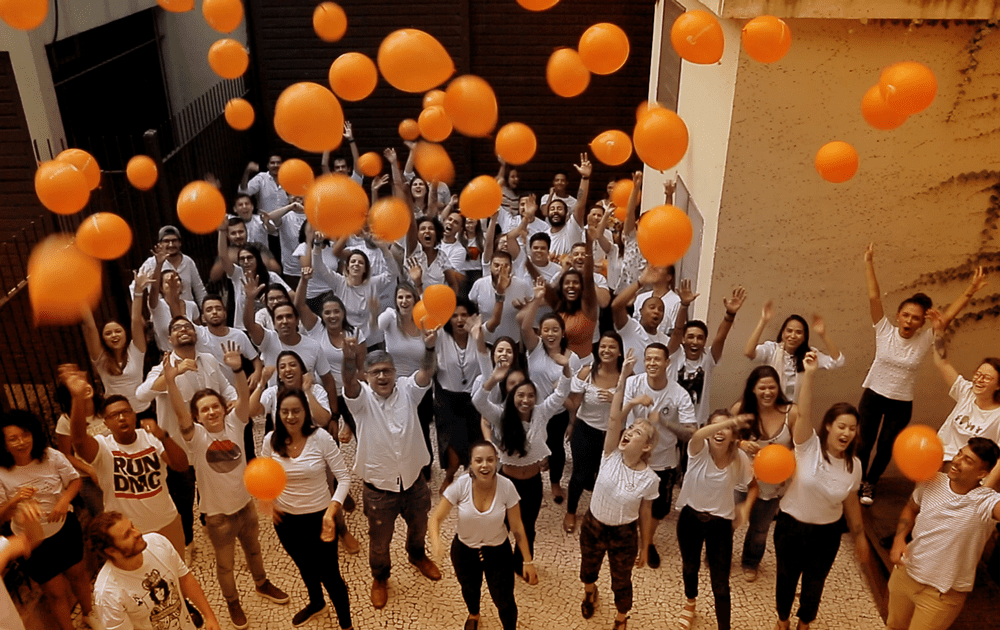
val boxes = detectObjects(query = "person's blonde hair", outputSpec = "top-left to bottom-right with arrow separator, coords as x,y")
632,419 -> 659,463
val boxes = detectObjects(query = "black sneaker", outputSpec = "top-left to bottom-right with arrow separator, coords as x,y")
647,544 -> 661,569
185,600 -> 203,628
860,482 -> 875,506
292,602 -> 327,627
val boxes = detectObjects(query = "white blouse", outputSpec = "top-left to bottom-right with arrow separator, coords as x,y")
472,375 -> 570,467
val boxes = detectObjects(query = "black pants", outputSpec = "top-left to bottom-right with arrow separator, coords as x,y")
857,388 -> 913,484
773,511 -> 842,624
167,467 -> 196,546
677,506 -> 733,630
451,536 -> 517,630
567,421 -> 605,513
546,410 -> 570,486
503,472 -> 541,574
417,388 -> 435,480
274,510 -> 352,629
579,510 -> 638,614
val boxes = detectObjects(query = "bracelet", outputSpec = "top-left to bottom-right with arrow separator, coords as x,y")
425,346 -> 435,351
724,312 -> 736,322
495,292 -> 506,302
523,561 -> 534,566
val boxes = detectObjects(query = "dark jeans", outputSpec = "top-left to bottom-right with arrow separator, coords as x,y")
546,410 -> 570,486
735,490 -> 782,570
417,388 -> 435,480
434,383 -> 479,468
773,511 -> 842,624
857,388 -> 913,484
677,506 -> 733,630
567,421 -> 605,513
651,468 -> 678,521
274,510 -> 352,629
504,472 -> 541,574
579,510 -> 638,614
362,477 -> 432,581
167,467 -> 196,546
451,536 -> 517,630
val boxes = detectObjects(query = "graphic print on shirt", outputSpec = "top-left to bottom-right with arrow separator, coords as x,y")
205,438 -> 242,473
677,366 -> 704,406
143,569 -> 184,630
954,414 -> 985,436
112,446 -> 165,499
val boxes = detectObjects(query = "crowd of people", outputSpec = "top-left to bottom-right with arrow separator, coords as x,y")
1,127 -> 999,630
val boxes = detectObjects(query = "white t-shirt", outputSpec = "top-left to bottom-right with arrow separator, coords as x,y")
754,340 -> 845,401
540,192 -> 576,214
527,342 -> 584,401
546,214 -> 584,257
261,429 -> 350,514
94,533 -> 196,630
861,317 -> 934,401
183,412 -> 251,517
571,374 -> 613,431
435,331 -> 481,394
258,329 -> 332,386
634,289 -> 681,336
438,240 -> 470,273
468,275 -> 533,344
230,268 -> 289,331
149,298 -> 201,351
93,342 -> 149,413
378,309 -> 426,377
937,375 -> 1000,460
90,431 -> 179,533
589,450 -> 659,526
408,246 -> 453,289
0,448 -> 79,538
616,317 -> 670,376
0,539 -> 26,630
443,474 -> 520,548
194,325 -> 258,387
310,249 -> 395,342
306,322 -> 366,393
780,432 -> 862,525
277,211 -> 308,276
906,473 -> 1000,593
472,376 -> 569,468
260,384 -> 331,419
667,348 -> 716,427
623,375 -> 695,471
56,413 -> 111,440
675,443 -> 753,520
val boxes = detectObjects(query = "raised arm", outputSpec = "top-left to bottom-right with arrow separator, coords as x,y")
864,243 -> 884,325
743,300 -> 773,360
162,356 -> 196,442
622,171 -> 642,237
294,267 -> 319,331
242,274 -> 265,345
131,272 -> 151,354
710,286 -> 746,363
472,364 -> 506,423
222,341 -> 251,424
937,266 -> 987,329
344,121 -> 361,171
341,337 -> 364,399
793,351 -> 820,445
689,413 -> 751,456
668,279 -> 699,354
811,314 -> 842,361
612,266 -> 655,331
929,319 -> 960,387
579,229 -> 599,321
518,279 -> 546,351
570,153 -> 592,227
414,328 -> 438,387
605,349 -> 637,456
61,365 -> 99,463
79,308 -> 105,363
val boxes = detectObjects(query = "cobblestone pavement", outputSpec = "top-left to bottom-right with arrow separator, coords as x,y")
179,425 -> 884,630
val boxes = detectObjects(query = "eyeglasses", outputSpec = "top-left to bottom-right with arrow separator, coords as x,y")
160,237 -> 180,244
237,256 -> 255,263
973,373 -> 997,383
368,367 -> 395,377
170,323 -> 195,333
106,409 -> 134,420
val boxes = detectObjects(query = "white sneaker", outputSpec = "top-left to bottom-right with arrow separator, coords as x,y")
84,611 -> 107,630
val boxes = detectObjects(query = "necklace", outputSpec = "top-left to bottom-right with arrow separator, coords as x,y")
455,338 -> 469,385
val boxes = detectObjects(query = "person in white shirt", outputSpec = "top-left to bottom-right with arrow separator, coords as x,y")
263,196 -> 308,284
0,502 -> 44,630
209,215 -> 280,287
406,215 -> 464,296
887,438 -> 1000,630
540,171 -> 577,219
194,295 -> 263,389
522,233 -> 563,284
579,350 -> 658,630
468,250 -> 533,344
857,245 -> 986,505
89,512 -> 220,630
321,121 -> 363,184
428,441 -> 537,630
341,336 -> 442,609
543,156 -> 591,258
630,264 -> 680,337
162,348 -> 289,629
232,193 -> 270,249
773,353 -> 868,630
240,155 -> 288,214
135,226 -> 208,305
929,333 -> 1000,461
612,267 -> 671,375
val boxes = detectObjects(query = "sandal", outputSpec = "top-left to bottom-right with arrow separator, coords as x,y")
678,599 -> 696,630
464,617 -> 479,630
581,587 -> 598,619
563,512 -> 576,533
613,617 -> 629,630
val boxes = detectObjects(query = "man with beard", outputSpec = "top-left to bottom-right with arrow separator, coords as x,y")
162,346 -> 289,629
192,295 -> 262,391
135,226 -> 207,305
90,511 -> 220,630
543,155 -> 592,258
210,212 -> 280,284
468,250 -> 533,344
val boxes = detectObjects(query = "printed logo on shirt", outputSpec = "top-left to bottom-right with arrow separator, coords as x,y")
141,569 -> 185,630
205,438 -> 242,473
955,415 -> 984,435
677,366 -> 704,406
112,446 -> 165,500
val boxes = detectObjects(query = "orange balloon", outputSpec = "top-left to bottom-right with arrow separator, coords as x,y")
357,152 -> 383,177
412,300 -> 447,331
578,23 -> 630,75
423,89 -> 446,109
368,197 -> 410,241
671,10 -> 725,65
35,160 -> 89,215
305,174 -> 368,237
754,444 -> 797,484
636,100 -> 664,121
633,108 -> 689,171
893,425 -> 944,482
28,235 -> 102,326
224,98 -> 255,131
742,16 -> 791,63
0,0 -> 47,31
328,52 -> 378,102
207,39 -> 249,79
610,179 -> 633,220
860,85 -> 908,130
516,0 -> 559,10
55,149 -> 100,190
157,0 -> 194,12
76,213 -> 133,260
879,61 -> 937,115
202,0 -> 243,33
424,284 -> 457,324
495,123 -> 537,166
378,29 -> 455,93
443,75 -> 498,138
418,105 -> 453,143
814,141 -> 858,183
590,130 -> 633,166
399,119 -> 420,141
277,159 -> 315,196
637,205 -> 692,266
413,142 -> 455,185
313,2 -> 347,42
274,82 -> 345,153
243,457 -> 287,501
546,48 -> 590,98
459,175 -> 503,220
126,156 -> 158,191
177,181 -> 226,234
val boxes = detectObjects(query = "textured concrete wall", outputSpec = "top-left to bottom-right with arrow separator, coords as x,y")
720,0 -> 1000,19
704,19 -> 1000,430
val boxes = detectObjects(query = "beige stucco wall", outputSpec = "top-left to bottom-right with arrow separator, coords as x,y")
699,18 -> 1000,430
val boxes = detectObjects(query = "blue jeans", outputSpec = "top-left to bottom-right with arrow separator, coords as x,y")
734,489 -> 782,570
362,477 -> 432,580
205,501 -> 266,603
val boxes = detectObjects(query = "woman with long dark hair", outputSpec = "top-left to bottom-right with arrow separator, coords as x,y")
472,351 -> 571,576
262,388 -> 354,629
228,243 -> 291,331
730,366 -> 799,581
